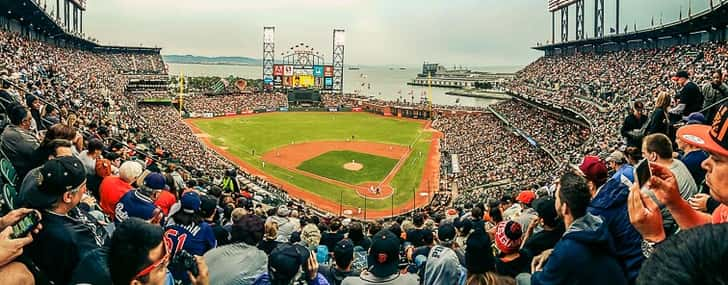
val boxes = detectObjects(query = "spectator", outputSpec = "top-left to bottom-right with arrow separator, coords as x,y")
107,218 -> 209,285
464,227 -> 514,285
114,172 -> 166,224
621,101 -> 648,147
583,153 -> 645,283
319,239 -> 360,285
321,219 -> 345,252
266,205 -> 294,242
342,229 -> 419,285
200,194 -> 229,246
253,243 -> 329,285
493,221 -> 529,278
423,223 -> 464,285
205,214 -> 267,285
675,122 -> 709,186
523,172 -> 627,285
258,221 -> 280,255
513,191 -> 538,232
348,222 -> 371,250
646,91 -> 672,137
1,103 -> 40,181
635,223 -> 728,285
701,69 -> 728,122
521,197 -> 564,258
642,134 -> 698,200
20,156 -> 108,285
99,161 -> 143,219
670,70 -> 704,117
79,138 -> 104,177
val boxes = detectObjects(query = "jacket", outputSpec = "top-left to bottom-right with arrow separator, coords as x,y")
531,214 -> 627,285
1,124 -> 40,180
204,243 -> 268,285
620,114 -> 647,147
342,272 -> 419,285
588,165 -> 644,283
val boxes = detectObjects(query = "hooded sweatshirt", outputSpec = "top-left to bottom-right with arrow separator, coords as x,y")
588,165 -> 644,283
531,213 -> 627,285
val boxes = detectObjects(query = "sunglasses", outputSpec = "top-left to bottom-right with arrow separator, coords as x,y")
134,242 -> 171,280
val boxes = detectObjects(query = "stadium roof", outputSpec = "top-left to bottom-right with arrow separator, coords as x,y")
534,2 -> 728,51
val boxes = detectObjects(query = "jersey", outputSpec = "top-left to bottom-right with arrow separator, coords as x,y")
114,190 -> 160,224
164,220 -> 217,284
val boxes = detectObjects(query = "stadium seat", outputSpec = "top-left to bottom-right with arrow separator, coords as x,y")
2,184 -> 15,212
0,158 -> 17,187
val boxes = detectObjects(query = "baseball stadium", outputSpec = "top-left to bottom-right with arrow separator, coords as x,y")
1,0 -> 728,284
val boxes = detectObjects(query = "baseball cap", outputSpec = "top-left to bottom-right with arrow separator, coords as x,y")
516,190 -> 536,206
199,195 -> 218,218
19,156 -> 87,208
438,223 -> 456,244
678,105 -> 728,158
532,197 -> 558,226
675,70 -> 690,79
495,221 -> 523,254
579,156 -> 608,184
686,112 -> 706,125
368,229 -> 400,277
277,205 -> 291,217
334,239 -> 355,261
268,243 -> 310,282
143,172 -> 167,190
605,150 -> 626,164
180,192 -> 201,214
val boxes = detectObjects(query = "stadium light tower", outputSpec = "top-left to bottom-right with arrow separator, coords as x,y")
576,0 -> 585,40
333,29 -> 345,94
263,26 -> 275,88
594,0 -> 604,38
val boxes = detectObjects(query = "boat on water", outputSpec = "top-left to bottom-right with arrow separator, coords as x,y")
399,67 -> 407,70
348,66 -> 361,70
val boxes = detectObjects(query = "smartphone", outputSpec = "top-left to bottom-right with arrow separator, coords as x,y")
11,211 -> 40,239
635,159 -> 652,189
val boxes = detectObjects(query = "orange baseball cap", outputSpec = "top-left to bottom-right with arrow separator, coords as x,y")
677,105 -> 728,158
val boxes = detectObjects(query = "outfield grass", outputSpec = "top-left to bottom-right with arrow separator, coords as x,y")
189,112 -> 432,210
297,151 -> 398,185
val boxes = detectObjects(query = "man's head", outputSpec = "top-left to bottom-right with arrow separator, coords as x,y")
676,70 -> 690,86
532,197 -> 558,228
556,172 -> 592,224
268,243 -> 310,284
677,105 -> 728,204
8,103 -> 31,129
499,195 -> 514,211
333,239 -> 355,270
367,229 -> 400,277
605,150 -> 627,172
412,213 -> 425,227
86,138 -> 105,157
437,223 -> 457,247
108,218 -> 167,285
712,69 -> 723,87
516,190 -> 536,208
20,156 -> 87,211
300,223 -> 321,249
632,101 -> 644,117
119,161 -> 144,184
230,214 -> 264,246
495,221 -> 523,255
643,134 -> 674,162
579,156 -> 609,192
140,173 -> 167,200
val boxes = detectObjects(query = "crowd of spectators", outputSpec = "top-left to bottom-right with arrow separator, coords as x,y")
2,20 -> 728,285
184,93 -> 287,114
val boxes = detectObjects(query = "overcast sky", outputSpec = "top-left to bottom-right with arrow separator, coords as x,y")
81,0 -> 711,66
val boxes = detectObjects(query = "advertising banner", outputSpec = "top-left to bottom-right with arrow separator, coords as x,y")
352,107 -> 363,112
313,65 -> 324,77
315,77 -> 323,87
328,107 -> 339,112
266,107 -> 278,112
283,66 -> 294,76
324,66 -> 334,77
279,107 -> 289,112
293,75 -> 315,87
203,113 -> 214,118
224,112 -> 236,117
324,77 -> 333,88
274,76 -> 283,86
263,75 -> 273,84
240,110 -> 254,115
294,68 -> 313,75
283,76 -> 293,86
273,65 -> 284,76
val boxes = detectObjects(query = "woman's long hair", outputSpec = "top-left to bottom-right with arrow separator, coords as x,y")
466,272 -> 516,285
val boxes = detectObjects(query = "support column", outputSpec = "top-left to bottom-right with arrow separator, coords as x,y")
576,0 -> 585,40
552,11 -> 555,44
594,0 -> 604,38
561,7 -> 569,42
616,0 -> 620,34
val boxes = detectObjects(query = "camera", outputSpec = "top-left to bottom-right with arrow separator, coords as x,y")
169,250 -> 199,277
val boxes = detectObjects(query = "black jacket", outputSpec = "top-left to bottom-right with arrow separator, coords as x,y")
620,114 -> 647,147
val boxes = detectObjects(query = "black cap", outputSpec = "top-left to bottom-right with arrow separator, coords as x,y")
268,243 -> 309,283
199,195 -> 218,218
532,197 -> 558,226
334,239 -> 355,265
676,70 -> 690,79
368,229 -> 400,277
19,156 -> 86,208
438,223 -> 457,244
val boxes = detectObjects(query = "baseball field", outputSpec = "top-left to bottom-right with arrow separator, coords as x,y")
185,112 -> 440,218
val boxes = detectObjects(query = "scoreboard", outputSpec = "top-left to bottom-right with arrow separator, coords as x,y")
272,64 -> 334,90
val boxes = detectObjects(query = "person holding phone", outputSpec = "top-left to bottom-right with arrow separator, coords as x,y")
629,105 -> 728,257
0,208 -> 42,284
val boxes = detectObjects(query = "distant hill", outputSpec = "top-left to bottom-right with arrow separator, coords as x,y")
163,55 -> 261,65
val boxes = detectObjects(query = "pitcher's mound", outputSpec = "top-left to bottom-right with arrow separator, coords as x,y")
343,162 -> 364,171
